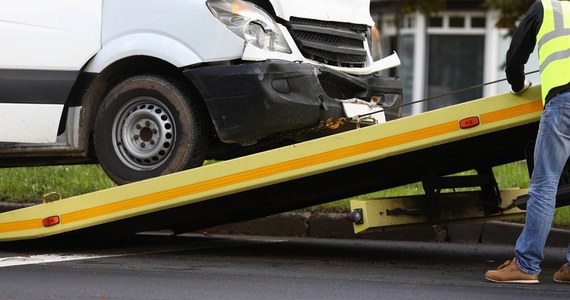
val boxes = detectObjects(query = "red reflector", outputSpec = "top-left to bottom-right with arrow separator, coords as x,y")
42,216 -> 60,227
459,117 -> 480,129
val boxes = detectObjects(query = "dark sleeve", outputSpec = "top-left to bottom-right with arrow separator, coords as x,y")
505,1 -> 542,92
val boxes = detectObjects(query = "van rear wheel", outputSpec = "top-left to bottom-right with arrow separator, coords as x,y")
94,75 -> 208,185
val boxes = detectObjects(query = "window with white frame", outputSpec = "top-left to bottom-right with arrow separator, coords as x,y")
377,11 -> 488,114
426,13 -> 486,110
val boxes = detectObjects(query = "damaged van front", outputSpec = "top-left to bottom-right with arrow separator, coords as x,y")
185,0 -> 402,145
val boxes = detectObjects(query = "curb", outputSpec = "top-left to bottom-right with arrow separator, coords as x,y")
0,202 -> 30,213
200,212 -> 570,248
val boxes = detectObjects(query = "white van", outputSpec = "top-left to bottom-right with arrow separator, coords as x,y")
0,0 -> 401,184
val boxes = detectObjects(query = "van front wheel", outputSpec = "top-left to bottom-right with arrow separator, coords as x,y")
94,75 -> 208,185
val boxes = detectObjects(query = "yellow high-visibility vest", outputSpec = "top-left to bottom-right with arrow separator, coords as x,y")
538,0 -> 570,103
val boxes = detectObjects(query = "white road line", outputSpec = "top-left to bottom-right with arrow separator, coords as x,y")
0,254 -> 120,268
0,234 -> 288,268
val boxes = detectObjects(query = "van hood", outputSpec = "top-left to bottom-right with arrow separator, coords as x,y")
268,0 -> 373,25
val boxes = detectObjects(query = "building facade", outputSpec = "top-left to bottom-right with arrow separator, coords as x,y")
371,0 -> 540,115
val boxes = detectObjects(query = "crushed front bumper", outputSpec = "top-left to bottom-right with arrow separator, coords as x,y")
183,60 -> 402,144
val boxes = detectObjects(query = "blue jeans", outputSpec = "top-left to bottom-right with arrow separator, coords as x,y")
515,92 -> 570,275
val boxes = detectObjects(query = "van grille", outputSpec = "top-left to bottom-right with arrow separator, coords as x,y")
288,17 -> 369,68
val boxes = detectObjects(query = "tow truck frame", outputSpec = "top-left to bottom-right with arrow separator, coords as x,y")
0,86 -> 553,242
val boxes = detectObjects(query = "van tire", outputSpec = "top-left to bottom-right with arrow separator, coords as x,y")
94,75 -> 208,185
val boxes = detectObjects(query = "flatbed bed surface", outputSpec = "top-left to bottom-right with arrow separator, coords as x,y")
0,86 -> 543,241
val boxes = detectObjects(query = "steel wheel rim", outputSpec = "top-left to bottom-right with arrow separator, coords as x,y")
112,97 -> 176,171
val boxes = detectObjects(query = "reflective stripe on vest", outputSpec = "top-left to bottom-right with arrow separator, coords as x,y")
538,0 -> 570,103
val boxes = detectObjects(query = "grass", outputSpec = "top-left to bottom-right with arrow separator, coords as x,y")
0,161 -> 569,227
0,165 -> 115,203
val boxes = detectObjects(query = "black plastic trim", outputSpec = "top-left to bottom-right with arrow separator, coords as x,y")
184,61 -> 338,144
0,69 -> 79,104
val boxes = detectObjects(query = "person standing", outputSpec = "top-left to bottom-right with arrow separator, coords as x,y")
485,0 -> 570,283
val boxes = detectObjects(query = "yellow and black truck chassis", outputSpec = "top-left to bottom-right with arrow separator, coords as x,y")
0,86 -> 545,242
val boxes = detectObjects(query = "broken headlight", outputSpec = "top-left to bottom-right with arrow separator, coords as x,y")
207,0 -> 291,53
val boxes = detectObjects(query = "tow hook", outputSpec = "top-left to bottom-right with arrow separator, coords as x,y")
326,117 -> 346,129
347,208 -> 364,225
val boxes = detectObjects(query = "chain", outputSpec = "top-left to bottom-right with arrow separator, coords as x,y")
351,70 -> 540,121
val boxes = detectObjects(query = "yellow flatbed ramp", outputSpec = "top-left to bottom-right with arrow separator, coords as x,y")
0,87 -> 543,242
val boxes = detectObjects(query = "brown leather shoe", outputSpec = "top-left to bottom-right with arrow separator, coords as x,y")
554,263 -> 570,283
485,258 -> 539,284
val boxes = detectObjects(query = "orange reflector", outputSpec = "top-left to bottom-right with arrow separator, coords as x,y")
459,117 -> 480,129
42,216 -> 60,227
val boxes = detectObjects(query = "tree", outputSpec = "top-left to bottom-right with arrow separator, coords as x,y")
483,0 -> 536,34
397,0 -> 446,15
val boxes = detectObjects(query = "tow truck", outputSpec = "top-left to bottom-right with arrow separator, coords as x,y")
1,85 -> 562,242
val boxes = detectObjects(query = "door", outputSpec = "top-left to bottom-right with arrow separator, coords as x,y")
0,0 -> 102,143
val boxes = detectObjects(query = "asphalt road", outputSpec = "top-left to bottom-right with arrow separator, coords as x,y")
0,233 -> 568,300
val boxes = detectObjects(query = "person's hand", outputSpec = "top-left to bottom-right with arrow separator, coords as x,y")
511,79 -> 532,95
